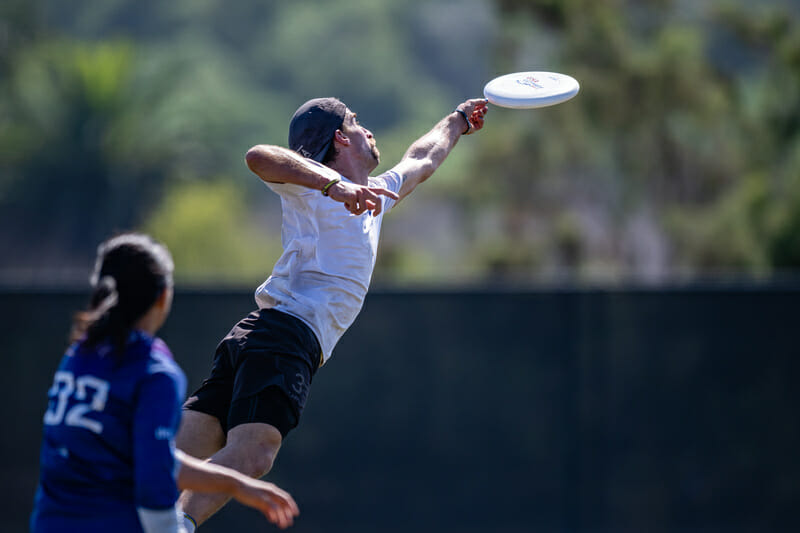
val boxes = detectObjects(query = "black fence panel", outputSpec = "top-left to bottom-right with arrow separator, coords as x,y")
3,287 -> 798,533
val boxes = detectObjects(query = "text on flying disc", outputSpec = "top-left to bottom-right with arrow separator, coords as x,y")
517,74 -> 563,90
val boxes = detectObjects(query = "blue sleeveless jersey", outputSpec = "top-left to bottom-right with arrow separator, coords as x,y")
30,331 -> 187,533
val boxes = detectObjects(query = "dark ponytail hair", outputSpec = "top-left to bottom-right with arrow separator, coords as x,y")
71,233 -> 174,352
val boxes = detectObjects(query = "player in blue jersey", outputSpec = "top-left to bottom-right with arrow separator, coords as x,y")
31,233 -> 299,533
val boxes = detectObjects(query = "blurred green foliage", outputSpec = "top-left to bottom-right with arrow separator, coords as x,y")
143,179 -> 281,284
468,0 -> 800,282
1,0 -> 798,285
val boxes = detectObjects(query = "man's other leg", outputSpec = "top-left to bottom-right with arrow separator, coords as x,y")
178,422 -> 283,526
176,410 -> 227,460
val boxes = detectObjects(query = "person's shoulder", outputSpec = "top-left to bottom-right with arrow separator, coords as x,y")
140,339 -> 186,400
128,334 -> 182,381
368,170 -> 404,213
149,339 -> 182,372
58,340 -> 110,373
369,170 -> 404,192
150,337 -> 173,360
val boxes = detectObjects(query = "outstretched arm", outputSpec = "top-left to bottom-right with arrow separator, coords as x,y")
245,144 -> 398,215
390,98 -> 488,203
246,144 -> 340,189
176,450 -> 299,530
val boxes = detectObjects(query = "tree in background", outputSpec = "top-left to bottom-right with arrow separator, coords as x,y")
1,0 -> 798,284
0,0 -> 289,282
143,180 -> 281,284
669,2 -> 800,275
0,0 -> 490,284
0,40 -> 159,277
472,0 -> 800,281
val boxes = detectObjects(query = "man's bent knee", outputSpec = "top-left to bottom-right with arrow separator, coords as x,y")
224,422 -> 283,478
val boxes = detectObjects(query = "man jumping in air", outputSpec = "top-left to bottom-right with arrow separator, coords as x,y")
176,96 -> 489,530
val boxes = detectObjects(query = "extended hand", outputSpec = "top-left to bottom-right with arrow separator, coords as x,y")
233,477 -> 300,530
327,180 -> 400,216
456,98 -> 489,135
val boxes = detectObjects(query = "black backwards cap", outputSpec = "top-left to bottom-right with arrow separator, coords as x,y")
288,97 -> 348,162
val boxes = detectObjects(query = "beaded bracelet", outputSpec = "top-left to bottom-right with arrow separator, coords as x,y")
455,108 -> 472,135
321,177 -> 341,196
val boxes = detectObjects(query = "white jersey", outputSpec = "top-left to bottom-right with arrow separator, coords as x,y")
255,166 -> 403,364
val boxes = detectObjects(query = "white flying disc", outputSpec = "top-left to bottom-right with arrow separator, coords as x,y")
483,71 -> 580,109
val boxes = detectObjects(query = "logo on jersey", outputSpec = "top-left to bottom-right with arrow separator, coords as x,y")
155,427 -> 174,440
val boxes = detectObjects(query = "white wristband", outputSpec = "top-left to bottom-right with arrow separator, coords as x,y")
137,504 -> 187,533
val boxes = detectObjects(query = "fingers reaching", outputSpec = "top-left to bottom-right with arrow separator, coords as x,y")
343,191 -> 374,216
370,186 -> 400,201
470,105 -> 488,131
243,480 -> 299,530
457,98 -> 489,134
334,183 -> 399,216
366,186 -> 399,216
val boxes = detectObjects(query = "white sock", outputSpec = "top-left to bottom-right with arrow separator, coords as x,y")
137,505 -> 187,533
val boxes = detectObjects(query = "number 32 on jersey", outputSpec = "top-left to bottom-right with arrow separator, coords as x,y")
43,371 -> 110,434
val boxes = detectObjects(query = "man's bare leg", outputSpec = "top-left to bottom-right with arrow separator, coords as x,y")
176,410 -> 227,460
177,420 -> 283,526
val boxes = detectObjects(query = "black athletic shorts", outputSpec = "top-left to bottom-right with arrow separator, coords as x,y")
183,308 -> 322,437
